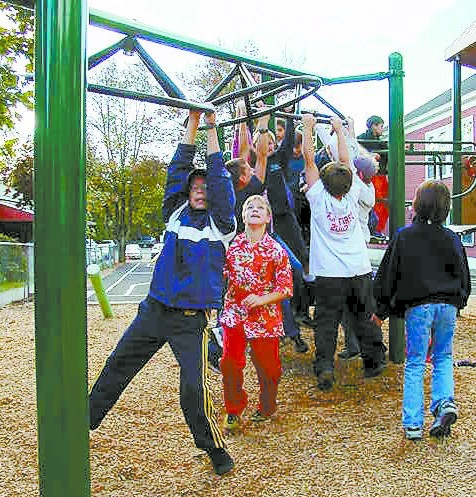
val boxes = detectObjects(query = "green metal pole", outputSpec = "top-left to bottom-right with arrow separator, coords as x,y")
452,56 -> 462,224
262,74 -> 276,134
387,52 -> 406,364
35,1 -> 90,496
217,126 -> 226,153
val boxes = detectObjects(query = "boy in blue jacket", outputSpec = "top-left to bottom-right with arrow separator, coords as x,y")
89,110 -> 237,475
373,180 -> 470,440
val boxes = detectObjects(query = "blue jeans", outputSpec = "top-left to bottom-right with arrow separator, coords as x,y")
403,303 -> 457,428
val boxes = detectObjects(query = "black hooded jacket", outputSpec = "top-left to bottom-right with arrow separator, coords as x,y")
373,220 -> 471,319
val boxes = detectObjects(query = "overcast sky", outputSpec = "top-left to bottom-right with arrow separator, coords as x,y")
11,0 -> 474,142
86,0 -> 475,135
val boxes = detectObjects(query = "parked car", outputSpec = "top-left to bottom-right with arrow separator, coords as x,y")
150,242 -> 164,259
100,239 -> 117,247
125,243 -> 142,260
137,236 -> 155,248
86,239 -> 100,265
86,238 -> 98,248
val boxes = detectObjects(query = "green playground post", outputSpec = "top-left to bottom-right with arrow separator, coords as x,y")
387,52 -> 406,364
452,56 -> 462,224
87,264 -> 114,318
34,0 -> 90,496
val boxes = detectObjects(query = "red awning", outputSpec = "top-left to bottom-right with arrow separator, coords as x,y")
0,203 -> 34,222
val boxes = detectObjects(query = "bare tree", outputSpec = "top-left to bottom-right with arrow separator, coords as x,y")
87,61 -> 181,260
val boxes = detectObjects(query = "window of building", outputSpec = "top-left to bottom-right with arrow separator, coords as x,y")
425,115 -> 475,179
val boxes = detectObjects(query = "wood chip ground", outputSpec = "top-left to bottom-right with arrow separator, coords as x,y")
1,300 -> 475,496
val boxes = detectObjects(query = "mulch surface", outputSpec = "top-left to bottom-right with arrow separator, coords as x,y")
1,300 -> 476,496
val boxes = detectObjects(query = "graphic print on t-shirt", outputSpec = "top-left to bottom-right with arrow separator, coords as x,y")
326,210 -> 355,234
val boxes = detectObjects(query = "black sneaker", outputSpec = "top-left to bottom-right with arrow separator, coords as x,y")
222,413 -> 240,432
293,333 -> 309,353
312,359 -> 325,377
295,313 -> 315,327
404,427 -> 422,441
317,370 -> 334,391
364,361 -> 386,378
338,349 -> 360,360
429,401 -> 457,438
250,410 -> 268,422
209,352 -> 221,374
205,448 -> 234,475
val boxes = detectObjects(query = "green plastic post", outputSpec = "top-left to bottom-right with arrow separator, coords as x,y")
87,264 -> 114,318
34,1 -> 90,496
387,53 -> 406,364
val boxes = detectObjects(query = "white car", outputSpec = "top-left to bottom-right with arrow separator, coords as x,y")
125,243 -> 142,260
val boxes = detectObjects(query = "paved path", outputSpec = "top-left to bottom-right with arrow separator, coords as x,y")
87,252 -> 154,305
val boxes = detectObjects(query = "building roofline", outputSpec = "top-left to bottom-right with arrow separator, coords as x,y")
445,20 -> 476,69
404,74 -> 476,123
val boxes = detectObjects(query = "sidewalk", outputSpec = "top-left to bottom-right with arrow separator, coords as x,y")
0,286 -> 30,308
0,264 -> 123,309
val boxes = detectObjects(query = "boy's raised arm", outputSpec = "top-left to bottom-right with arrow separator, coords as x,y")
302,114 -> 319,188
162,110 -> 200,221
254,113 -> 270,183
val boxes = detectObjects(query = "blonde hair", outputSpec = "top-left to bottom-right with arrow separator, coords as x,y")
242,194 -> 272,219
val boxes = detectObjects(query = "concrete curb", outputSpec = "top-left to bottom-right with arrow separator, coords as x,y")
0,287 -> 30,308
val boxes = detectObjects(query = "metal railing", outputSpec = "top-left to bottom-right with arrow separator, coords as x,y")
86,243 -> 119,268
0,242 -> 119,303
0,241 -> 34,301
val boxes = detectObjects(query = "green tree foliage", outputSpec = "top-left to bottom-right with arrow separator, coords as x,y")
1,141 -> 33,207
0,2 -> 34,172
86,152 -> 167,257
0,2 -> 34,130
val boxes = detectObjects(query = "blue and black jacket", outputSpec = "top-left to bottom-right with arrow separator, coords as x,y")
149,143 -> 236,309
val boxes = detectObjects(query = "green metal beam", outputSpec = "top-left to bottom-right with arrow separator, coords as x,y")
387,52 -> 406,364
89,9 -> 321,80
88,83 -> 215,111
323,72 -> 390,85
34,1 -> 90,496
88,35 -> 129,70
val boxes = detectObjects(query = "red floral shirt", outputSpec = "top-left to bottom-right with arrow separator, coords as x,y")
220,232 -> 293,339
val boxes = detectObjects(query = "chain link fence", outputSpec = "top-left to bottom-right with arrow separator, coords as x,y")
0,242 -> 119,307
0,242 -> 34,304
86,243 -> 119,268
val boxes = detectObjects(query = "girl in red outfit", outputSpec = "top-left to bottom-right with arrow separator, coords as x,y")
220,195 -> 293,431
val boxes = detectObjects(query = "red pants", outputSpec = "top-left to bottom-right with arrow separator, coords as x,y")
374,200 -> 389,233
221,324 -> 282,417
372,175 -> 389,233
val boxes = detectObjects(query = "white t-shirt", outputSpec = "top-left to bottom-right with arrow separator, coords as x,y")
305,175 -> 372,277
354,175 -> 375,243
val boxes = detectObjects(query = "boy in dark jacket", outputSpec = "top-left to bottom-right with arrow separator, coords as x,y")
89,110 -> 236,475
373,180 -> 470,440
